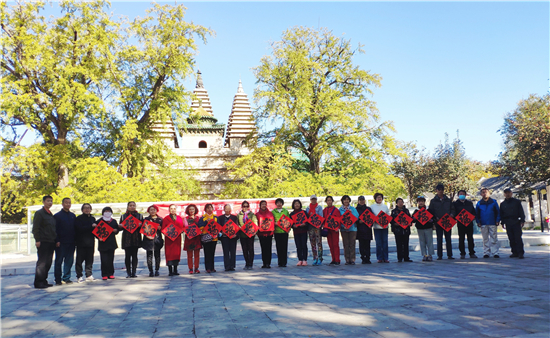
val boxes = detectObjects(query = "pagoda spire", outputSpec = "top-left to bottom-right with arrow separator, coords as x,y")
190,70 -> 213,116
225,80 -> 256,147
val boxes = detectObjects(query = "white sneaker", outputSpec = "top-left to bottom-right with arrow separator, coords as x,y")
77,277 -> 85,283
85,276 -> 95,282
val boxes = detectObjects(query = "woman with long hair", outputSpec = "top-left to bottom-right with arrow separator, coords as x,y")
238,201 -> 257,270
199,203 -> 218,273
143,205 -> 163,277
119,201 -> 143,278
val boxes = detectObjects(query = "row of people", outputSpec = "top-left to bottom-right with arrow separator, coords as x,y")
32,186 -> 526,288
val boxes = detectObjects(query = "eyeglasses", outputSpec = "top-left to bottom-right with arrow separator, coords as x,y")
243,205 -> 249,208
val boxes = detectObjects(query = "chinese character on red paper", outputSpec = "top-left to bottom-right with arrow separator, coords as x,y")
120,215 -> 141,234
376,211 -> 392,229
456,209 -> 475,226
93,220 -> 113,242
308,213 -> 324,229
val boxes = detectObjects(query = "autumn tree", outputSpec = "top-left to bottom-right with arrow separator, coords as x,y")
498,93 -> 550,187
253,26 -> 390,174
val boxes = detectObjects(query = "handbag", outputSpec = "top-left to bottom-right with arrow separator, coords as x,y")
201,233 -> 213,243
321,207 -> 337,237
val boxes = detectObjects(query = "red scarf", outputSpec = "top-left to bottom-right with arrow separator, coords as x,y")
308,203 -> 318,215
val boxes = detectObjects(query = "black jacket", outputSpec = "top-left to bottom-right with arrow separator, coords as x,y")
452,199 -> 476,226
75,214 -> 96,248
218,214 -> 240,238
500,198 -> 525,226
32,208 -> 57,243
390,207 -> 412,235
120,212 -> 143,249
96,218 -> 119,251
428,195 -> 455,221
355,204 -> 373,241
142,216 -> 163,251
412,207 -> 435,230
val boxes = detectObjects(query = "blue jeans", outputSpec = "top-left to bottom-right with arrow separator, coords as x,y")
374,228 -> 389,261
55,243 -> 75,283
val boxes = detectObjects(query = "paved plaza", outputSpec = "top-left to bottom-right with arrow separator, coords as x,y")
1,242 -> 549,338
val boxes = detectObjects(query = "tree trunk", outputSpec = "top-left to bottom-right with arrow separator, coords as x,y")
58,163 -> 69,189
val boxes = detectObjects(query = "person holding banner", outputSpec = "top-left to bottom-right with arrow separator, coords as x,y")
291,199 -> 309,266
371,193 -> 390,263
390,198 -> 413,263
256,200 -> 275,269
143,205 -> 164,277
199,204 -> 219,273
412,196 -> 435,262
306,195 -> 324,266
323,196 -> 341,265
428,184 -> 455,260
238,201 -> 258,270
452,190 -> 477,259
94,207 -> 119,280
219,204 -> 239,271
162,205 -> 184,276
356,196 -> 373,264
184,204 -> 202,274
272,198 -> 290,268
339,195 -> 359,265
119,201 -> 143,278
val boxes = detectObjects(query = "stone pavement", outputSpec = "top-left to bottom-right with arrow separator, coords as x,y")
1,245 -> 549,338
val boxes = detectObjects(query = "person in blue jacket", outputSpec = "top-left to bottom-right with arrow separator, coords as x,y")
339,195 -> 359,265
476,188 -> 501,258
54,197 -> 77,285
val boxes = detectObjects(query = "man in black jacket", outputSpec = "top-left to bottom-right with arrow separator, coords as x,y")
33,195 -> 58,289
500,188 -> 526,259
428,184 -> 456,260
452,190 -> 477,259
75,203 -> 96,282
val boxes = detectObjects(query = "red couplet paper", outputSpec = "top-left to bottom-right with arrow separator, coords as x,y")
184,223 -> 201,240
291,211 -> 308,227
259,217 -> 275,232
222,219 -> 240,239
376,211 -> 392,229
120,214 -> 141,234
140,220 -> 160,239
325,215 -> 342,231
308,213 -> 325,229
359,209 -> 378,228
205,219 -> 222,238
414,208 -> 433,226
438,214 -> 457,232
241,219 -> 259,238
276,214 -> 293,233
162,223 -> 183,241
395,212 -> 413,229
341,210 -> 358,230
93,220 -> 113,242
456,209 -> 475,226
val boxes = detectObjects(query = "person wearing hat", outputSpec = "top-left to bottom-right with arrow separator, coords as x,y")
355,196 -> 373,264
428,184 -> 455,260
500,188 -> 525,259
476,188 -> 501,258
306,195 -> 324,266
412,196 -> 435,261
452,190 -> 477,259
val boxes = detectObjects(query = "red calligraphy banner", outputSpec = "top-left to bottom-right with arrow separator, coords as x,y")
395,212 -> 413,229
205,219 -> 222,238
291,211 -> 308,227
241,220 -> 259,238
325,215 -> 342,231
438,214 -> 457,232
376,211 -> 392,229
162,223 -> 183,241
341,210 -> 358,230
140,220 -> 160,239
184,223 -> 201,240
222,219 -> 240,239
413,208 -> 433,225
258,217 -> 275,232
277,214 -> 293,233
92,220 -> 113,242
359,209 -> 378,228
308,213 -> 324,229
120,215 -> 141,234
456,209 -> 475,226
154,199 -> 279,220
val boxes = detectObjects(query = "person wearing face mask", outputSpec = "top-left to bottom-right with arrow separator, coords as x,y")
306,195 -> 324,266
74,203 -> 96,283
271,198 -> 290,268
93,207 -> 119,280
143,205 -> 164,277
54,197 -> 77,285
370,193 -> 391,263
339,195 -> 360,265
119,201 -> 143,278
162,204 -> 184,276
452,190 -> 477,259
256,200 -> 275,269
323,196 -> 341,265
238,201 -> 258,270
218,204 -> 239,271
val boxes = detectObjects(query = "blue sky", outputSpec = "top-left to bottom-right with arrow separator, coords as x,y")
28,2 -> 550,162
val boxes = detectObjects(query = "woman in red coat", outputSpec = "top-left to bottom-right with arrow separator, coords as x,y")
183,204 -> 201,274
162,204 -> 185,276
